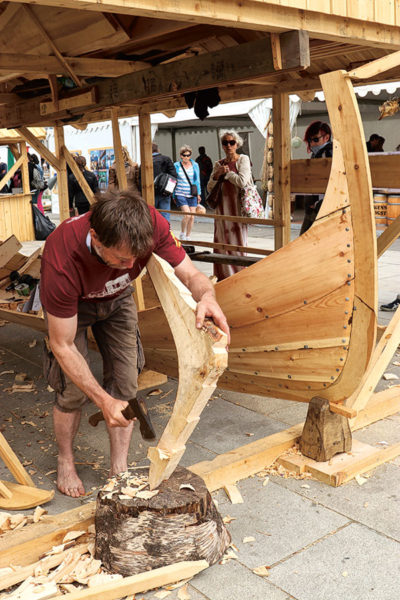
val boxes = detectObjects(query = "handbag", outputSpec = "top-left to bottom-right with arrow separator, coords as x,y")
180,162 -> 198,197
240,183 -> 264,218
205,179 -> 223,209
31,202 -> 56,240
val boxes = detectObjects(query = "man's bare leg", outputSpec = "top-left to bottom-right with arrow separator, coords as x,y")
53,406 -> 85,497
107,421 -> 135,476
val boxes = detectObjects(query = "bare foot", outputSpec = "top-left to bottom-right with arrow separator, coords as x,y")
57,457 -> 85,497
109,462 -> 128,478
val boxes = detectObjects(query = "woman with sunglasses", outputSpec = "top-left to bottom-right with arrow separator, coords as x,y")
207,130 -> 252,280
300,121 -> 332,235
173,145 -> 201,241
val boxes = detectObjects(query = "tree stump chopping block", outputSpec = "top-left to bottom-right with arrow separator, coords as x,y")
95,466 -> 231,576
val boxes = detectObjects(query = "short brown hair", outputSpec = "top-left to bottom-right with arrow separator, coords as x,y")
90,191 -> 154,257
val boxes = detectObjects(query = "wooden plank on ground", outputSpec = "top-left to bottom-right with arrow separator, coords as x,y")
56,560 -> 208,600
0,502 -> 95,568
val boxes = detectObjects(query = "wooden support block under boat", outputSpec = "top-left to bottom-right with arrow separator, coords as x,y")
95,467 -> 230,577
299,397 -> 352,462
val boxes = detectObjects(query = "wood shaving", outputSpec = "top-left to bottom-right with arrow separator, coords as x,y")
243,536 -> 255,543
355,474 -> 368,486
120,486 -> 137,498
179,483 -> 195,492
118,494 -> 134,500
62,530 -> 86,543
136,490 -> 159,500
28,340 -> 37,348
177,584 -> 191,600
102,480 -> 116,492
155,591 -> 172,599
222,515 -> 236,524
219,548 -> 237,564
383,372 -> 399,380
253,565 -> 270,577
148,388 -> 163,396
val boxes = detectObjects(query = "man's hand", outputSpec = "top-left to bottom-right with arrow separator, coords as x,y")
100,397 -> 133,428
195,291 -> 230,342
174,256 -> 230,343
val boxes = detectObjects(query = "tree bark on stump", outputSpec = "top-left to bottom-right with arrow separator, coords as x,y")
95,466 -> 231,576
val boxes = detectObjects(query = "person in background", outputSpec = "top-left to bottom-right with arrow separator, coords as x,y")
195,146 -> 213,205
29,153 -> 46,215
174,145 -> 201,241
0,161 -> 9,193
300,121 -> 333,235
367,134 -> 385,152
207,130 -> 252,281
148,143 -> 177,224
69,156 -> 99,215
108,146 -> 139,193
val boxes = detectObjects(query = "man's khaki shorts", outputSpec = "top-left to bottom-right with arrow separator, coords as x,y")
44,289 -> 143,412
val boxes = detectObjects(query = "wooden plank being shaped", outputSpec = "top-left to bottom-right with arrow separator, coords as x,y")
146,254 -> 228,490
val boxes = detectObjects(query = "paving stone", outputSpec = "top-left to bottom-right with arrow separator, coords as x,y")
268,523 -> 400,600
216,477 -> 348,567
189,398 -> 287,455
273,462 -> 400,541
192,559 -> 290,600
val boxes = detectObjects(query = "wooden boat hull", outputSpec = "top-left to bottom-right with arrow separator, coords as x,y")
140,68 -> 378,408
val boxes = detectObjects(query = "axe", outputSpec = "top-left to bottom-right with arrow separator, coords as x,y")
89,397 -> 156,440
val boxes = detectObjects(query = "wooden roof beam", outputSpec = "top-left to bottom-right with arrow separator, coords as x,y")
9,0 -> 400,50
21,4 -> 83,88
0,30 -> 310,128
0,53 -> 149,78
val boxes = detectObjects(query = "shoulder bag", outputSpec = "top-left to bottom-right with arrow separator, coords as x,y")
180,162 -> 198,197
238,157 -> 264,218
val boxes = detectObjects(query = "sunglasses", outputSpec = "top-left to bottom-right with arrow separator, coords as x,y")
181,153 -> 191,157
309,135 -> 323,143
222,139 -> 237,146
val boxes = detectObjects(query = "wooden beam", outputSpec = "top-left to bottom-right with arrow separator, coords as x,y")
0,32 -> 310,128
270,33 -> 282,70
139,112 -> 154,207
273,92 -> 291,250
182,238 -> 273,256
21,4 -> 82,88
291,154 -> 400,193
349,50 -> 400,81
20,141 -> 30,196
110,108 -> 128,191
0,53 -> 149,78
377,214 -> 400,257
0,431 -> 34,487
54,126 -> 70,223
40,87 -> 97,117
160,209 -> 279,226
63,145 -> 96,206
9,0 -> 400,50
0,155 -> 24,192
16,126 -> 60,171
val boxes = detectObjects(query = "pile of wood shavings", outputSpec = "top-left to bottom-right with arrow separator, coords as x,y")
101,469 -> 160,501
0,524 -> 124,599
256,444 -> 314,481
0,506 -> 47,535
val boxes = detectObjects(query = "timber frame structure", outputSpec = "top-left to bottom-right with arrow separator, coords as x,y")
1,1 -> 400,497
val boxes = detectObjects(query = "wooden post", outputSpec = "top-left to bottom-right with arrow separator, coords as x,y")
54,125 -> 70,222
273,93 -> 291,250
20,141 -> 30,196
110,107 -> 128,190
139,111 -> 154,206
